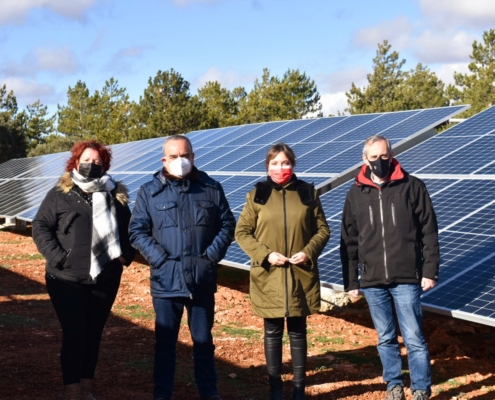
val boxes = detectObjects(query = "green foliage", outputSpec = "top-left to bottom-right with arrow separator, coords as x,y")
134,69 -> 203,139
0,85 -> 27,162
24,100 -> 56,151
197,81 -> 242,128
239,68 -> 322,123
447,28 -> 495,117
346,41 -> 448,114
57,80 -> 93,140
92,78 -> 133,144
28,133 -> 74,157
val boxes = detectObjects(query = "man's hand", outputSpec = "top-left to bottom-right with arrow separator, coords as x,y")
268,252 -> 290,266
421,277 -> 436,292
289,252 -> 309,265
348,289 -> 360,299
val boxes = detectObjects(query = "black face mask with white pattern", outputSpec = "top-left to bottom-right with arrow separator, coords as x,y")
368,157 -> 391,179
78,163 -> 103,179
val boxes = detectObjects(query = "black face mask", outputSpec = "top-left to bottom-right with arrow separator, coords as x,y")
78,163 -> 103,179
368,157 -> 391,179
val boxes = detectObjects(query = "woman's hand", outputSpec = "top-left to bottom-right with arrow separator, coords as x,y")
289,252 -> 309,265
268,252 -> 290,266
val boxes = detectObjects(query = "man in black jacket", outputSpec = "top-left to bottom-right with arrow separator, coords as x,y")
340,134 -> 439,400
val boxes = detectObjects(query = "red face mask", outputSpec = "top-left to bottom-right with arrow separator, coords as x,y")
269,165 -> 293,185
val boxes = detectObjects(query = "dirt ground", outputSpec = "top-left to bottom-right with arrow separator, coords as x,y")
1,227 -> 494,400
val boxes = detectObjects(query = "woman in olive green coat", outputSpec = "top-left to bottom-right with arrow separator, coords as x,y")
235,143 -> 330,400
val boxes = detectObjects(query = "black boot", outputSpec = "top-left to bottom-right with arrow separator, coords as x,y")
289,323 -> 307,400
292,381 -> 305,400
264,319 -> 284,400
268,375 -> 283,400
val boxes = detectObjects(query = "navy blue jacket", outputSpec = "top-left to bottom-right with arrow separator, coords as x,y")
129,168 -> 235,298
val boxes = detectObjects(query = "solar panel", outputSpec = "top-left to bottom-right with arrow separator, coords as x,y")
5,106 -> 495,324
314,105 -> 495,326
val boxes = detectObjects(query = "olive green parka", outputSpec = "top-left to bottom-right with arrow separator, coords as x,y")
235,177 -> 330,318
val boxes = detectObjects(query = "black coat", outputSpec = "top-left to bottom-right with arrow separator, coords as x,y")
340,160 -> 440,291
32,173 -> 135,284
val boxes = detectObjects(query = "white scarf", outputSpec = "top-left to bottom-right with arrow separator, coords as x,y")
71,169 -> 122,279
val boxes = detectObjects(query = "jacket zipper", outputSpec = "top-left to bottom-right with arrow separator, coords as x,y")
391,202 -> 396,226
379,191 -> 389,283
282,189 -> 289,318
369,206 -> 374,229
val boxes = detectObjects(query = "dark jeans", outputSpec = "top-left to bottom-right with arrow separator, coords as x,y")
264,316 -> 307,384
153,294 -> 217,400
46,273 -> 121,385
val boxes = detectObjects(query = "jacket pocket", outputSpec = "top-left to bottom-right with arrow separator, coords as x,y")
60,211 -> 78,235
368,206 -> 374,229
150,259 -> 182,292
192,255 -> 217,289
391,202 -> 396,227
194,200 -> 217,227
155,201 -> 178,228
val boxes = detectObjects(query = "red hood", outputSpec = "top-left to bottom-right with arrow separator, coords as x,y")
355,158 -> 404,189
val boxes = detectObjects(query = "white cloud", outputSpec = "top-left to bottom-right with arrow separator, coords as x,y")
2,77 -> 57,105
432,63 -> 471,86
320,91 -> 348,116
411,30 -> 476,64
317,67 -> 368,94
353,16 -> 412,49
192,67 -> 256,90
0,47 -> 80,77
419,0 -> 495,28
0,0 -> 100,25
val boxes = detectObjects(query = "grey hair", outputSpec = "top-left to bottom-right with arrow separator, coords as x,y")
162,134 -> 193,155
362,134 -> 392,157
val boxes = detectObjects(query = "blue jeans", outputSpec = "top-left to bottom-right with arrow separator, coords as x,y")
152,294 -> 217,400
361,284 -> 431,394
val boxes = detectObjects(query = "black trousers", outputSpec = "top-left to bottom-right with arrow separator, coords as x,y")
46,273 -> 121,385
264,316 -> 307,384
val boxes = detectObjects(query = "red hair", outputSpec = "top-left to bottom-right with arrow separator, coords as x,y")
65,140 -> 112,173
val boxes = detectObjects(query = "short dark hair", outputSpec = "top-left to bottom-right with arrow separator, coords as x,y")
265,143 -> 296,170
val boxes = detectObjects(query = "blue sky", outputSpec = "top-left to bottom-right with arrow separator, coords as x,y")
1,0 -> 494,118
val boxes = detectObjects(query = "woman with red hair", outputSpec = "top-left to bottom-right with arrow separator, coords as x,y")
32,140 -> 135,399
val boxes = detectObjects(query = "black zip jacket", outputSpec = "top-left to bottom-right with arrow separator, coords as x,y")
340,159 -> 439,291
32,173 -> 135,284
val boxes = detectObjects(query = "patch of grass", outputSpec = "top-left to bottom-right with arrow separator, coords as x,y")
1,254 -> 44,261
447,378 -> 463,388
0,264 -> 12,269
312,336 -> 345,345
0,240 -> 25,244
219,323 -> 261,340
0,313 -> 40,327
126,356 -> 153,371
113,304 -> 155,320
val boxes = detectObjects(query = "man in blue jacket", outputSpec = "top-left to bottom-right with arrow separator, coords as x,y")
129,135 -> 235,400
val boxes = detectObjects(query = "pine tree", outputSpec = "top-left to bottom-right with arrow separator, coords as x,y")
447,29 -> 495,117
134,69 -> 203,138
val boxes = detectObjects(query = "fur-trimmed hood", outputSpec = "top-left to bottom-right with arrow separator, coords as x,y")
56,172 -> 129,205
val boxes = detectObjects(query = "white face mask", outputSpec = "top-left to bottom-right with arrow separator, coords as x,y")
168,157 -> 192,177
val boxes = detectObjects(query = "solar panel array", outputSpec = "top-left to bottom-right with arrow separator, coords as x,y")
315,105 -> 495,327
4,104 -> 493,325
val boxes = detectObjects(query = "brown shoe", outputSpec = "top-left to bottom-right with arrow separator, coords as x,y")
64,383 -> 81,400
81,379 -> 96,400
